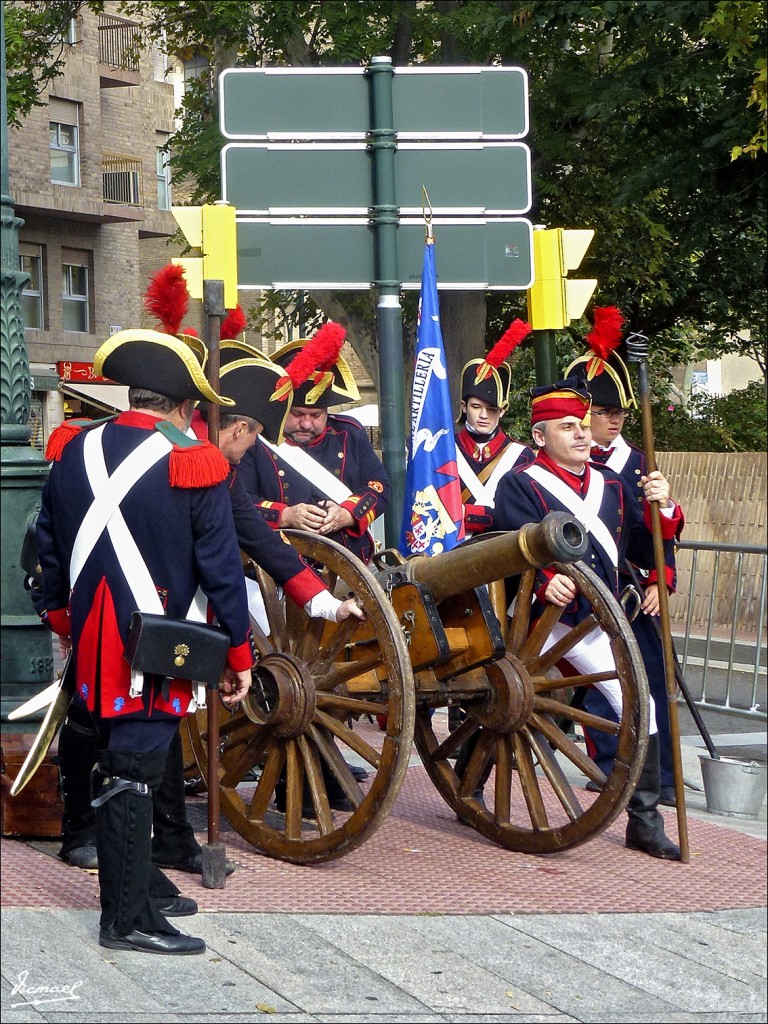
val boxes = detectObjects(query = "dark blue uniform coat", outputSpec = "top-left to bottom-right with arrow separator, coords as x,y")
238,414 -> 390,564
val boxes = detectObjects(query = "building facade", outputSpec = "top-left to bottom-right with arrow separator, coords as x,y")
8,3 -> 177,445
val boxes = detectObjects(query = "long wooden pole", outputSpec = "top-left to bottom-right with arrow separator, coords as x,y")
626,333 -> 690,862
201,279 -> 227,888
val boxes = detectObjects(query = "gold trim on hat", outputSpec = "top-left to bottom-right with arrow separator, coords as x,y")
565,352 -> 637,410
94,328 -> 235,406
273,339 -> 361,403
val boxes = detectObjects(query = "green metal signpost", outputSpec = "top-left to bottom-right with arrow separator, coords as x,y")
218,59 -> 532,544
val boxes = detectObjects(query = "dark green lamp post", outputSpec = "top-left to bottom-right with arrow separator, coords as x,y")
1,3 -> 54,725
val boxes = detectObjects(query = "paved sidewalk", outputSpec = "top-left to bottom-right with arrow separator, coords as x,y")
2,729 -> 765,1023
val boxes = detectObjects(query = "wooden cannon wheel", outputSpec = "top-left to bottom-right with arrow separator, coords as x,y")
412,558 -> 650,854
186,532 -> 415,864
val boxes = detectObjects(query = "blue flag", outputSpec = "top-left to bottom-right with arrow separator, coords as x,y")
399,240 -> 466,556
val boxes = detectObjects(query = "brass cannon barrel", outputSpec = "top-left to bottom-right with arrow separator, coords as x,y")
403,512 -> 587,603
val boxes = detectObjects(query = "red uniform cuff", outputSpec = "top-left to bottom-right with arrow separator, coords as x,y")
284,566 -> 327,607
226,638 -> 256,672
47,607 -> 71,637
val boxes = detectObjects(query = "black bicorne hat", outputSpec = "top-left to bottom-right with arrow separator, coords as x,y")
564,306 -> 637,410
273,323 -> 360,408
457,319 -> 532,422
94,330 -> 234,406
219,358 -> 292,444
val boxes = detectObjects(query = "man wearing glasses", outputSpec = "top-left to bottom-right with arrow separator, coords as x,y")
565,318 -> 680,807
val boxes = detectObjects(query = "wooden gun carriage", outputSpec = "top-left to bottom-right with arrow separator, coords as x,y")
186,512 -> 650,864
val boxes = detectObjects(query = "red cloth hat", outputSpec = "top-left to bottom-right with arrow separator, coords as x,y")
530,376 -> 591,426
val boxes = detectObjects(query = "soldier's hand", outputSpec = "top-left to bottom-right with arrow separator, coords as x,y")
219,667 -> 252,706
641,471 -> 671,508
335,598 -> 367,622
318,501 -> 355,535
280,502 -> 326,532
544,573 -> 578,607
641,583 -> 661,616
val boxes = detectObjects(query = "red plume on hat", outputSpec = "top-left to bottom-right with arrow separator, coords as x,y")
585,306 -> 625,362
220,305 -> 247,341
475,318 -> 532,382
286,322 -> 346,387
144,264 -> 190,335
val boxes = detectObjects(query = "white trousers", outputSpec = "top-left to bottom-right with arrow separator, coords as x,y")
542,621 -> 658,735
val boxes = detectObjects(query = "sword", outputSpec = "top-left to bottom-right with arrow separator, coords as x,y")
7,680 -> 60,721
9,653 -> 76,797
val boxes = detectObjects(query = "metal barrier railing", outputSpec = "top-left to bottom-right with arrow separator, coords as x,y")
674,540 -> 767,722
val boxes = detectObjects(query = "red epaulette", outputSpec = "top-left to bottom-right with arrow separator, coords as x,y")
153,420 -> 230,488
45,418 -> 95,461
169,439 -> 230,488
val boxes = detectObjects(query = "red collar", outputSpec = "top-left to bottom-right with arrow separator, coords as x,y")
457,427 -> 509,459
115,411 -> 164,430
535,450 -> 590,494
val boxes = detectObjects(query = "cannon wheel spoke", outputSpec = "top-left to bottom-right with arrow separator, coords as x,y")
413,557 -> 649,854
187,532 -> 415,865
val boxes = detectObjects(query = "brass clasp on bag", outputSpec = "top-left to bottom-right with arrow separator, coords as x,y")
174,643 -> 190,668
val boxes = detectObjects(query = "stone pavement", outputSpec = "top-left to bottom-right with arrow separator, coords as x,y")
2,730 -> 765,1023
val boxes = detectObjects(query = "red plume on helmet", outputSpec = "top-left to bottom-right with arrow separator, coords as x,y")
284,322 -> 347,388
484,318 -> 532,369
220,305 -> 247,341
144,264 -> 190,335
585,306 -> 625,361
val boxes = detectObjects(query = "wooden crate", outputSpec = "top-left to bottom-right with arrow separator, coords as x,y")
0,734 -> 64,838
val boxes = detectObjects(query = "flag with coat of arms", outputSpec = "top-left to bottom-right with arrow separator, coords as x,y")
398,237 -> 466,557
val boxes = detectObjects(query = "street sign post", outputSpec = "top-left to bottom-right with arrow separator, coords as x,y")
217,57 -> 533,543
222,142 -> 531,216
219,66 -> 528,141
235,217 -> 533,291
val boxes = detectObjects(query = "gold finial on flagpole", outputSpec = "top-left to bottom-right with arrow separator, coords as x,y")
422,186 -> 434,243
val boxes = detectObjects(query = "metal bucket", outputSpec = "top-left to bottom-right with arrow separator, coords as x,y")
699,755 -> 768,819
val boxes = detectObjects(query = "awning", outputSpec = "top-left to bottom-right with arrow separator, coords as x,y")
59,382 -> 130,414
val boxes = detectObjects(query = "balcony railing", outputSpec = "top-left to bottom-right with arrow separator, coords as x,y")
102,153 -> 143,206
98,13 -> 141,74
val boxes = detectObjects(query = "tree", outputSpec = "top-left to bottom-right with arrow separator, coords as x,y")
8,1 -> 767,413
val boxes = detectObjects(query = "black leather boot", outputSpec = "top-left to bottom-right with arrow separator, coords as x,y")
625,734 -> 681,860
93,749 -> 205,955
57,707 -> 101,865
454,733 -> 492,823
150,729 -> 202,868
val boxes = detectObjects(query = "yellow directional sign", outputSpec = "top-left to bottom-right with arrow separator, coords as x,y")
171,204 -> 238,309
526,228 -> 597,330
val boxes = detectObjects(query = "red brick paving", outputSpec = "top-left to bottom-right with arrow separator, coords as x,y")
2,762 -> 765,916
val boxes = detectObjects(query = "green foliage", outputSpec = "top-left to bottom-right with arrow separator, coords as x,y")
622,380 -> 767,452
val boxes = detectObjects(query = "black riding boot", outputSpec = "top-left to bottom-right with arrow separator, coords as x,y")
151,730 -> 202,868
625,733 -> 681,860
94,750 -> 205,955
454,733 -> 493,822
57,709 -> 101,864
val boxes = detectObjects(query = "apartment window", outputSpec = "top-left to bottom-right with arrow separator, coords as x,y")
19,247 -> 44,330
156,142 -> 171,211
183,54 -> 209,85
62,253 -> 90,333
49,99 -> 80,185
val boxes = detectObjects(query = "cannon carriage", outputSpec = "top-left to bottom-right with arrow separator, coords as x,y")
186,512 -> 650,864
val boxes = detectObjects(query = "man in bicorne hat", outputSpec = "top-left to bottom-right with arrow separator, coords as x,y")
565,308 -> 681,805
238,324 -> 390,565
493,376 -> 683,860
455,319 -> 534,534
36,328 -> 257,955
